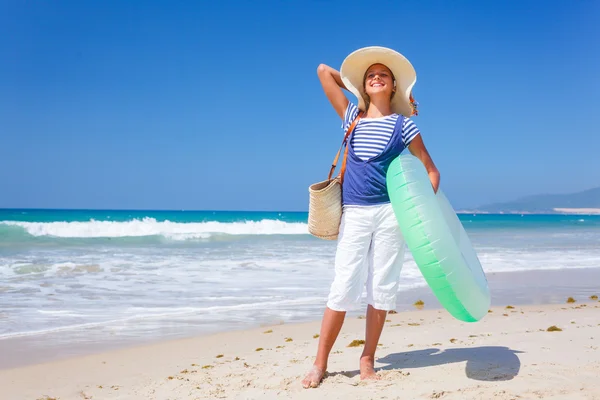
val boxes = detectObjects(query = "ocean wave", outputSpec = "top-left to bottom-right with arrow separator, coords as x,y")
0,296 -> 326,339
0,218 -> 309,239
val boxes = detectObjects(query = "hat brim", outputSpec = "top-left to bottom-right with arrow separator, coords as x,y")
340,46 -> 417,117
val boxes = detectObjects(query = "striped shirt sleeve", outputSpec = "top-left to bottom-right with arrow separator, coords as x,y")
341,102 -> 360,134
401,118 -> 421,146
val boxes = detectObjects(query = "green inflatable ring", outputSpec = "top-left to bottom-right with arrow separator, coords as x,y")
386,153 -> 490,322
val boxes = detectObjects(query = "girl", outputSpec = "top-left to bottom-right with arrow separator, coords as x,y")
302,46 -> 440,389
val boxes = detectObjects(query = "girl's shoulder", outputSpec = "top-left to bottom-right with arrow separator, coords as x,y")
341,102 -> 361,133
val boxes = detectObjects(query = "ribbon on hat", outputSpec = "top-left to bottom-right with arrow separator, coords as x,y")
409,93 -> 419,116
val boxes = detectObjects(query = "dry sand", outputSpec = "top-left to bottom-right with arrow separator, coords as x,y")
2,299 -> 600,400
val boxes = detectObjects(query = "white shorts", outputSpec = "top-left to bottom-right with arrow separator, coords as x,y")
327,203 -> 406,312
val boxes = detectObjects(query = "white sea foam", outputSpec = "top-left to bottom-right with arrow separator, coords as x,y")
1,218 -> 600,349
0,218 -> 309,239
0,297 -> 326,340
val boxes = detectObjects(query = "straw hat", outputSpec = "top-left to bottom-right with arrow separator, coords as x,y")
340,46 -> 417,117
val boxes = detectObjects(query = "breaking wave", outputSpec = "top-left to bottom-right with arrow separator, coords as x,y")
0,218 -> 309,240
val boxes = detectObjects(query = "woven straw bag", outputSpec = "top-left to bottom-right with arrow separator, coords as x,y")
308,113 -> 363,240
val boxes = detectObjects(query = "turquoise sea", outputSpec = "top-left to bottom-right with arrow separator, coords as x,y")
1,209 -> 599,347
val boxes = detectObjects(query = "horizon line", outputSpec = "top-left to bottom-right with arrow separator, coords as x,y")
1,207 -> 597,216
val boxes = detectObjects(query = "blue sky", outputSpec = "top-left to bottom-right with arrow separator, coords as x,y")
1,0 -> 598,211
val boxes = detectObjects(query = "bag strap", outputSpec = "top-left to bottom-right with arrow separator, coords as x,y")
327,111 -> 363,183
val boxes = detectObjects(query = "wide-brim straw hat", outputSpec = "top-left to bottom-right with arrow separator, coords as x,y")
340,46 -> 417,117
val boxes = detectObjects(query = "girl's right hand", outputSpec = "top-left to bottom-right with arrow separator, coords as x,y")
408,135 -> 441,194
317,64 -> 349,120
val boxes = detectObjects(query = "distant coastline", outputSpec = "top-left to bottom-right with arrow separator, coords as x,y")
463,186 -> 600,215
457,208 -> 600,215
551,207 -> 600,215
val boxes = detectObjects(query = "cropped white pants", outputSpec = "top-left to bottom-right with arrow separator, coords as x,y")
327,203 -> 406,312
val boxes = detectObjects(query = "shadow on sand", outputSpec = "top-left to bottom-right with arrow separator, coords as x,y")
377,346 -> 524,381
328,346 -> 523,382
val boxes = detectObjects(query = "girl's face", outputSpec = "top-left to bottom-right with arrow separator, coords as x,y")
364,63 -> 395,100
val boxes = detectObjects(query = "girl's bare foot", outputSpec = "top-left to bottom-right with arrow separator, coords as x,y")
360,356 -> 380,380
301,365 -> 326,388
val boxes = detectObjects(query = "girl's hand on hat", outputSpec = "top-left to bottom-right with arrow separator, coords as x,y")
317,64 -> 349,120
408,135 -> 440,194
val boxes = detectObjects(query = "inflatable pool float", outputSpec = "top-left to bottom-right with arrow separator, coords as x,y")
386,153 -> 490,322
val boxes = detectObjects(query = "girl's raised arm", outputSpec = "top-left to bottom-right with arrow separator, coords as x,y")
317,64 -> 350,120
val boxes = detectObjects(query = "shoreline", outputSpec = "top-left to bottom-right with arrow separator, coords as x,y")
1,300 -> 599,399
1,266 -> 600,372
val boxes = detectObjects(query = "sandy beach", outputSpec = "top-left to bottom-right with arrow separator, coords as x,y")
2,296 -> 600,400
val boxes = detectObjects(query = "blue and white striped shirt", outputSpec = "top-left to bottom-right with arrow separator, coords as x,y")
342,102 -> 421,161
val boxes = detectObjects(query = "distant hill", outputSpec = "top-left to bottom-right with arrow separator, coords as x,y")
470,186 -> 600,214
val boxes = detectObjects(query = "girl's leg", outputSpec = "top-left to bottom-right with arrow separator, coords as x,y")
301,307 -> 345,388
302,206 -> 374,388
362,204 -> 406,379
360,304 -> 387,379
